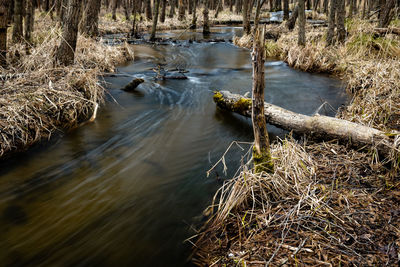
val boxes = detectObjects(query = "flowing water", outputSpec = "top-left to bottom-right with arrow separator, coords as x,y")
0,27 -> 347,267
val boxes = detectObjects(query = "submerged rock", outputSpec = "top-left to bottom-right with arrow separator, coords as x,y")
122,78 -> 145,92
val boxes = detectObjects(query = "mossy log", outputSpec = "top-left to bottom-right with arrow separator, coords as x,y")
213,91 -> 398,157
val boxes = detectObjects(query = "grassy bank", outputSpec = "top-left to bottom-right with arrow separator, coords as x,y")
194,19 -> 400,265
0,13 -> 133,158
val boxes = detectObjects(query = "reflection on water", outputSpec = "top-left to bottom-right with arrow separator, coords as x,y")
0,27 -> 347,266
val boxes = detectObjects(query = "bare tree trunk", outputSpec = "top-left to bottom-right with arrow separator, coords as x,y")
337,0 -> 346,43
214,0 -> 222,17
379,0 -> 395,27
298,0 -> 306,45
55,0 -> 82,65
251,26 -> 273,173
243,0 -> 250,34
323,0 -> 328,13
286,3 -> 298,30
254,0 -> 263,31
146,0 -> 152,19
80,0 -> 101,37
178,0 -> 185,20
0,0 -> 10,67
150,0 -> 160,40
326,0 -> 336,46
190,0 -> 197,28
203,0 -> 210,34
111,0 -> 118,20
12,0 -> 24,43
160,0 -> 166,22
24,0 -> 35,43
169,0 -> 176,17
283,0 -> 289,20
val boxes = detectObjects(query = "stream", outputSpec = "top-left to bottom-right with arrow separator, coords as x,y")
0,27 -> 347,267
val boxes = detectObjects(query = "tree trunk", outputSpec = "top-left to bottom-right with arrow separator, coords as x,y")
55,0 -> 82,66
323,0 -> 328,14
254,0 -> 263,31
12,0 -> 24,43
80,0 -> 101,37
243,0 -> 250,34
213,91 -> 397,157
160,0 -> 166,22
298,0 -> 306,45
251,27 -> 273,173
190,0 -> 197,28
111,0 -> 118,20
283,0 -> 289,20
326,0 -> 336,46
24,0 -> 35,43
286,3 -> 298,30
379,0 -> 396,28
203,0 -> 210,34
336,0 -> 346,43
169,0 -> 176,17
150,0 -> 160,40
0,0 -> 10,67
146,0 -> 152,19
178,0 -> 185,20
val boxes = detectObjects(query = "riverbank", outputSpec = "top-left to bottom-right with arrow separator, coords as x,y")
0,13 -> 133,158
193,19 -> 400,265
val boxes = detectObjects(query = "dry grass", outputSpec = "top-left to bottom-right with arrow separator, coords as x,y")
0,15 -> 134,157
193,139 -> 400,266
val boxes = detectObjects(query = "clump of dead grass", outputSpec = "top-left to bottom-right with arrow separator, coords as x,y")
193,139 -> 400,266
0,25 -> 134,157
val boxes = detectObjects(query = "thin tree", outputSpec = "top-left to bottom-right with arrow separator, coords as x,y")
178,0 -> 185,20
150,0 -> 161,40
379,0 -> 396,28
243,0 -> 250,34
12,0 -> 24,43
298,0 -> 306,45
286,3 -> 298,30
336,0 -> 345,43
190,0 -> 197,29
0,0 -> 10,67
55,0 -> 82,65
203,0 -> 210,34
24,0 -> 35,43
160,0 -> 166,22
252,26 -> 273,173
283,0 -> 289,20
326,0 -> 337,46
145,0 -> 152,19
111,0 -> 118,20
80,0 -> 102,37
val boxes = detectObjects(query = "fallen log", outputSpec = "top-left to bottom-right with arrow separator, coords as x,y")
213,91 -> 399,157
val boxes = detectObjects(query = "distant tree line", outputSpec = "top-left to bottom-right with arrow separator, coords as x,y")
0,0 -> 399,67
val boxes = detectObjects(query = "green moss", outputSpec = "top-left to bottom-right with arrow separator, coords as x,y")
253,146 -> 274,173
213,91 -> 224,104
233,98 -> 252,113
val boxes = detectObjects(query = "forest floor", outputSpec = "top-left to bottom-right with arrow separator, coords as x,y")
0,12 -> 133,157
192,19 -> 400,266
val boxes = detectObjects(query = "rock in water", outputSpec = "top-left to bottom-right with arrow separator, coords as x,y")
122,78 -> 145,91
